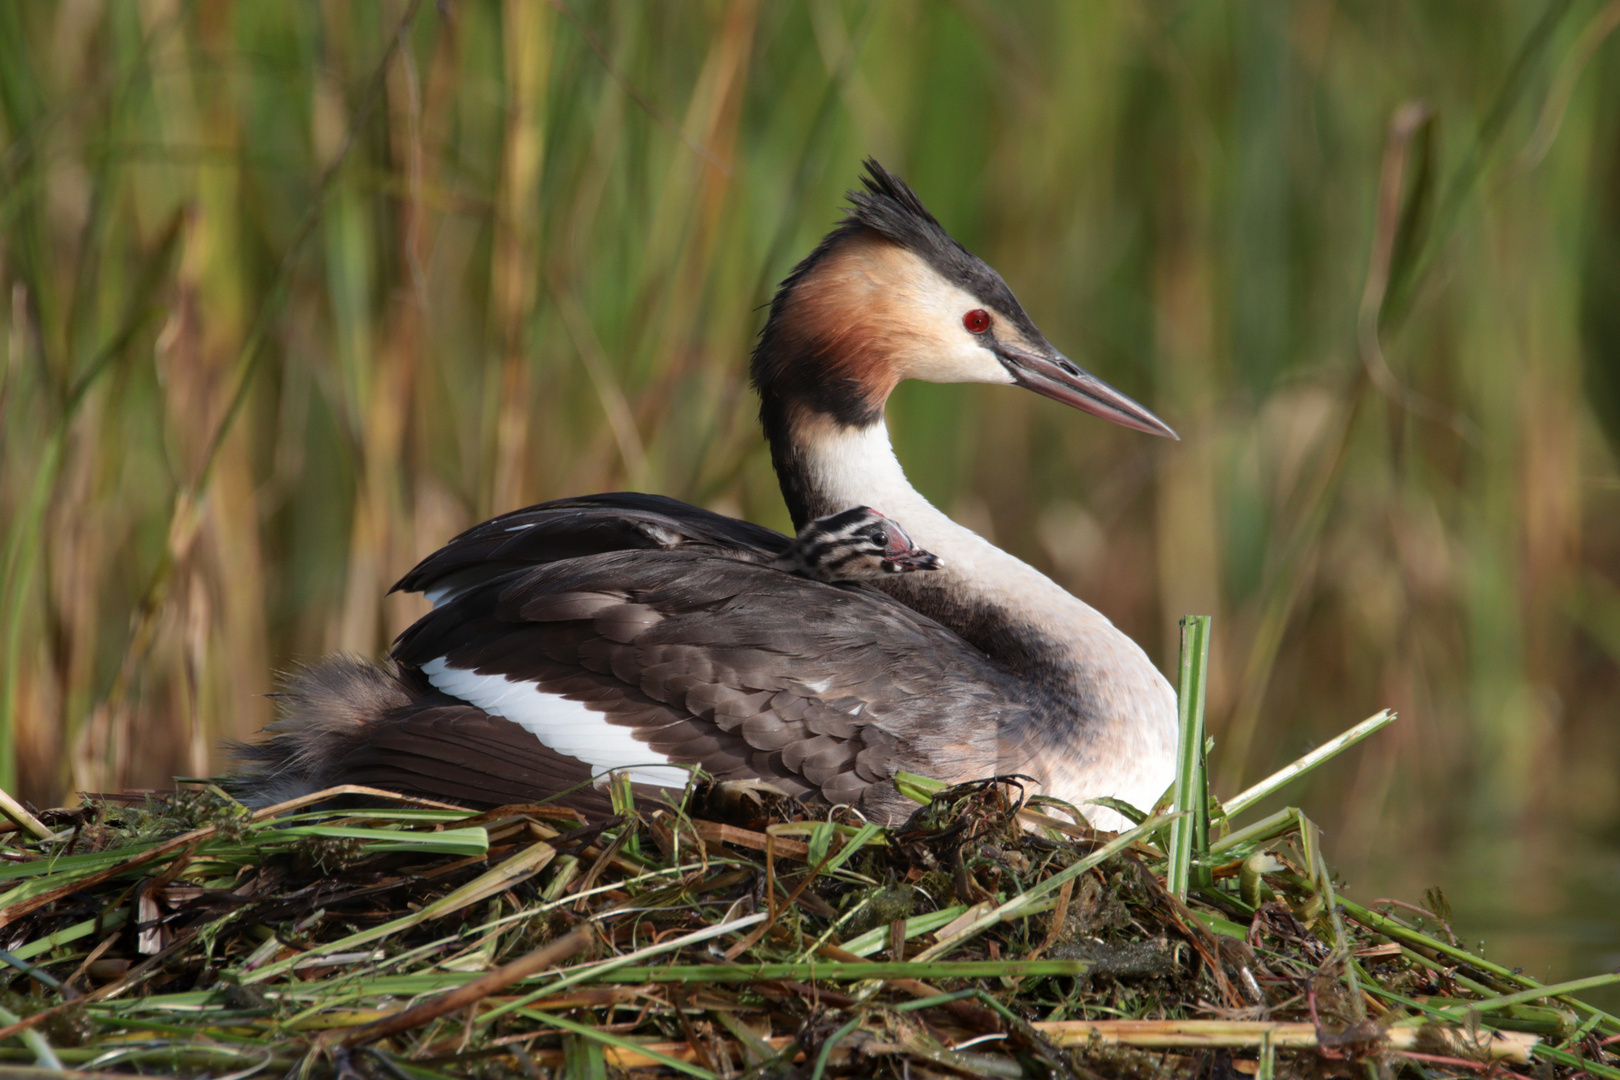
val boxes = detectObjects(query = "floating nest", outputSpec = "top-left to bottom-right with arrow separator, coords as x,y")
0,773 -> 1615,1079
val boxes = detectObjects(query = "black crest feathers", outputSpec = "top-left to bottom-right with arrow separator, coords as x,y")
835,159 -> 1032,334
843,158 -> 955,256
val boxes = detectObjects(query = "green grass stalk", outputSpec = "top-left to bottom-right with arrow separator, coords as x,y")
1223,710 -> 1397,818
1169,614 -> 1212,898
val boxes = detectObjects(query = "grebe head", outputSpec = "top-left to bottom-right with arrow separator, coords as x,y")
751,159 -> 1178,439
773,506 -> 941,582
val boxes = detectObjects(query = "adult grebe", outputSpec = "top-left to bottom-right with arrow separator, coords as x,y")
236,162 -> 1179,828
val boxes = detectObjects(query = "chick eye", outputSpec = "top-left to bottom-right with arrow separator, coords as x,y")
962,309 -> 992,334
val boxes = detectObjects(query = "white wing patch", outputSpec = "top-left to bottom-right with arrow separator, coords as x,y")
420,657 -> 691,788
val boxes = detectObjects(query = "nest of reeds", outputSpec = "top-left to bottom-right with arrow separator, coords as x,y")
2,747 -> 1617,1080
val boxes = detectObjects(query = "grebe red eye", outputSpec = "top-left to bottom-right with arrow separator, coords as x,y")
962,309 -> 991,334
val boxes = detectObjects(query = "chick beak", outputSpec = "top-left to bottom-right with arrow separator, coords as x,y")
880,523 -> 941,574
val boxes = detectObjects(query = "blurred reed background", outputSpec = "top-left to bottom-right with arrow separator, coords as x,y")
3,0 -> 1619,998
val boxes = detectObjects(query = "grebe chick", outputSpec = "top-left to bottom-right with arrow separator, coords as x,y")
773,506 -> 940,582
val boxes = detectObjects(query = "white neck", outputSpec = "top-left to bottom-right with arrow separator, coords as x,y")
796,419 -> 1178,827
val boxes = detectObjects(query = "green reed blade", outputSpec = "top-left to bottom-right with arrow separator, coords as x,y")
1168,614 -> 1212,899
1223,710 -> 1397,819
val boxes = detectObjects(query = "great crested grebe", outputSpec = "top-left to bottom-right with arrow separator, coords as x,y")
236,161 -> 1180,828
769,506 -> 940,581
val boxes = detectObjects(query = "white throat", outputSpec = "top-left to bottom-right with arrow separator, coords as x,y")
797,419 -> 1179,826
797,421 -> 1099,627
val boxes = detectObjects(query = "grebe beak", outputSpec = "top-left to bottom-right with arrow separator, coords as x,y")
881,524 -> 941,574
995,344 -> 1179,440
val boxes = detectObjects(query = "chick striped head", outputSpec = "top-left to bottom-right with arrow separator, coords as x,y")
772,506 -> 940,583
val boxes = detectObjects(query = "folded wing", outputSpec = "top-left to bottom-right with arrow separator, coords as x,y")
394,493 -> 792,606
383,548 -> 1028,818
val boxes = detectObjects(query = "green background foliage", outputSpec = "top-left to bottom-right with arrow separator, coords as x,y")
2,1 -> 1617,997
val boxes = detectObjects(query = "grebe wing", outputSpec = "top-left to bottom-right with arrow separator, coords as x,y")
384,548 -> 1024,816
394,494 -> 792,606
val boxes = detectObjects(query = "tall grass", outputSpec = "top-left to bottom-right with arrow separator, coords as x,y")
2,0 -> 1618,994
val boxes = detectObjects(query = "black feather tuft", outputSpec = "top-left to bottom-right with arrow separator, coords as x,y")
844,158 -> 952,252
840,159 -> 1036,339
